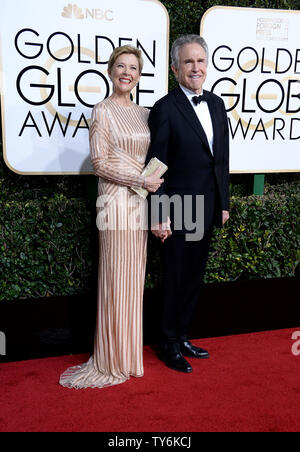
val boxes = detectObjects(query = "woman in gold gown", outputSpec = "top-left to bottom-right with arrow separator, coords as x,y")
59,45 -> 163,389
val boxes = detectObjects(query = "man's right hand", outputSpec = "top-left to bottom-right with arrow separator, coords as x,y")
151,217 -> 172,243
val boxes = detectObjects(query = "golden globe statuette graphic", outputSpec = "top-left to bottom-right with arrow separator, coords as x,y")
38,46 -> 109,131
225,58 -> 300,136
201,6 -> 300,174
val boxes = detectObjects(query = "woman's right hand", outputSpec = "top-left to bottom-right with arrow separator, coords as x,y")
144,167 -> 164,193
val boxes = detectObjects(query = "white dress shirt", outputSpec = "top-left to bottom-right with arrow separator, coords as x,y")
179,84 -> 214,155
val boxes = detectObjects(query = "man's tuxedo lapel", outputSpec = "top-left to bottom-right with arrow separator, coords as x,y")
173,86 -> 211,153
205,91 -> 219,158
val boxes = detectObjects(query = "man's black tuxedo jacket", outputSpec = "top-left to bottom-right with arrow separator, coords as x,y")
146,86 -> 230,232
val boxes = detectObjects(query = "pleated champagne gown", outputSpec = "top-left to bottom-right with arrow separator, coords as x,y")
59,98 -> 150,389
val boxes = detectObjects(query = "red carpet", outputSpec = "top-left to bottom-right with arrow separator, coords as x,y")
1,328 -> 300,432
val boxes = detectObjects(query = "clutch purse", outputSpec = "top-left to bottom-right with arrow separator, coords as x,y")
131,157 -> 168,199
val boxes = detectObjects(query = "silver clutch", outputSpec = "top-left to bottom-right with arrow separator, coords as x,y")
131,157 -> 168,199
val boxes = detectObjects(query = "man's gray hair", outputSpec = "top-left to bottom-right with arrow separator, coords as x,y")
171,35 -> 209,69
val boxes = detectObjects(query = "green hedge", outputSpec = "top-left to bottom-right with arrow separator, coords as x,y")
145,181 -> 300,289
205,182 -> 299,283
0,179 -> 299,300
0,194 -> 94,300
1,0 -> 300,301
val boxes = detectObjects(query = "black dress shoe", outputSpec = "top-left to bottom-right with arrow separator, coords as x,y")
180,341 -> 210,359
158,343 -> 193,373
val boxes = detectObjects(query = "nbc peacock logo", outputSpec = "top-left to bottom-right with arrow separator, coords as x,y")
62,4 -> 84,19
61,3 -> 114,21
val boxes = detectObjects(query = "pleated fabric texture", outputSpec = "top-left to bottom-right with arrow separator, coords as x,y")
59,99 -> 150,389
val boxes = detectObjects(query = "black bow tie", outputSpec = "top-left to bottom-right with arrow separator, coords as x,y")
192,94 -> 207,106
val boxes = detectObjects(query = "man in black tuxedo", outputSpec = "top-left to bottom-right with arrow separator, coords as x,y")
146,35 -> 230,373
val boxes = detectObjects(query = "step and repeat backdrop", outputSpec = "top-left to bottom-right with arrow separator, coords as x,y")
0,0 -> 169,174
1,2 -> 299,174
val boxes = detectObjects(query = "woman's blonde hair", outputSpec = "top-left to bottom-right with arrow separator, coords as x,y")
107,45 -> 143,75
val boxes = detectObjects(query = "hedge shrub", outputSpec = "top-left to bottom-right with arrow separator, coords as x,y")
0,194 -> 94,300
145,181 -> 299,289
204,182 -> 300,283
0,179 -> 299,300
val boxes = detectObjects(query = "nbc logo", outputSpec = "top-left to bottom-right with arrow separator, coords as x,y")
61,4 -> 113,21
62,3 -> 84,19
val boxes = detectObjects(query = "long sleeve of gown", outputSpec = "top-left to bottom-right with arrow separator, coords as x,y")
89,103 -> 145,188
